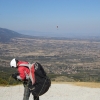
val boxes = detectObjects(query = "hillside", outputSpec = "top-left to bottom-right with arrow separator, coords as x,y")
0,28 -> 26,42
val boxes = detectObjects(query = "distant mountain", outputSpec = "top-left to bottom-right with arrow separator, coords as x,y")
0,28 -> 26,42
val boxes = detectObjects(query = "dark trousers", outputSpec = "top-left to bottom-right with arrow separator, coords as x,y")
23,83 -> 39,100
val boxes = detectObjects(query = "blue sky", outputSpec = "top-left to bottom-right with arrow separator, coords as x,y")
0,0 -> 100,37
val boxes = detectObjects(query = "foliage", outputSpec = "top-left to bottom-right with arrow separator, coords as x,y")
0,67 -> 21,86
0,65 -> 100,86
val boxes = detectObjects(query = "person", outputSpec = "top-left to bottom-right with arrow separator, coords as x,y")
10,58 -> 51,100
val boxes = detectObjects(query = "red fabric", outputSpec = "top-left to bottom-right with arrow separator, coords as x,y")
17,61 -> 30,80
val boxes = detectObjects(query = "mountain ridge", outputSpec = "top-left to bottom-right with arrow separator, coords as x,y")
0,27 -> 100,43
0,28 -> 27,42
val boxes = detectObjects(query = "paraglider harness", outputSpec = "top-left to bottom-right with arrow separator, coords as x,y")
24,62 -> 51,96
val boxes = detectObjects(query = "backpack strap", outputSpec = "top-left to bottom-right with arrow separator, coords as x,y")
19,63 -> 30,67
29,64 -> 35,85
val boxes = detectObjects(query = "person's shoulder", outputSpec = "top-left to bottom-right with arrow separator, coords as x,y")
19,61 -> 28,63
18,66 -> 24,69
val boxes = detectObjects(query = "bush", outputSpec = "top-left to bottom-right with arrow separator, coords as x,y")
0,78 -> 8,85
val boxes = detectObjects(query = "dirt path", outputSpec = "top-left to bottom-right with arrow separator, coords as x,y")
0,84 -> 100,100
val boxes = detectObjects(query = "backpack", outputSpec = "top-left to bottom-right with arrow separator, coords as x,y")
34,62 -> 46,78
29,62 -> 51,96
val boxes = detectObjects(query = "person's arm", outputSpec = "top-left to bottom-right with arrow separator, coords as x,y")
17,67 -> 26,81
12,67 -> 26,81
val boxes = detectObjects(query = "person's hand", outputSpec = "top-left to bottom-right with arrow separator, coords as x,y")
12,73 -> 19,80
23,79 -> 28,85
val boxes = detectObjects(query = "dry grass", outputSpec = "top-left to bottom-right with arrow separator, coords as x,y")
51,81 -> 100,88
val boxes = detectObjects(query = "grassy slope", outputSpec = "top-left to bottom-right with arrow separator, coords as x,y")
52,81 -> 100,88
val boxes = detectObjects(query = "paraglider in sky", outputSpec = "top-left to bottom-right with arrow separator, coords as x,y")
57,26 -> 58,30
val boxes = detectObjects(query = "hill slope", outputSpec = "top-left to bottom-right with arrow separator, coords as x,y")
0,28 -> 25,42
